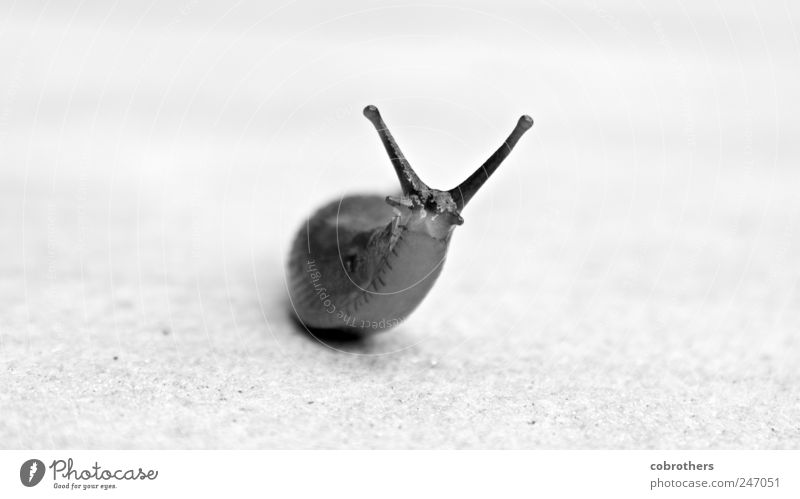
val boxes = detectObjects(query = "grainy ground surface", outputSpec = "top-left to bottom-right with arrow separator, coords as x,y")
1,1 -> 799,448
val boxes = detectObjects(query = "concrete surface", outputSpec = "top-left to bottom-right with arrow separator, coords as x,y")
1,1 -> 799,448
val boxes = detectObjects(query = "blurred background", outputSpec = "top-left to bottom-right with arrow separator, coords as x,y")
1,0 -> 798,448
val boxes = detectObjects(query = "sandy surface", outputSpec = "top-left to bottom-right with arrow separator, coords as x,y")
1,1 -> 799,448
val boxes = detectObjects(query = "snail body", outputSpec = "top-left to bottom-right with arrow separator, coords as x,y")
287,105 -> 532,334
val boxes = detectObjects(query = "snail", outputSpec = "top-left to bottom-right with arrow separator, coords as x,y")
287,105 -> 533,334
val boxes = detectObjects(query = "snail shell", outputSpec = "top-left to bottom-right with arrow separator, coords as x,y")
287,105 -> 533,334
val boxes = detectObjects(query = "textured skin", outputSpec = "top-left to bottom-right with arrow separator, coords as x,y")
287,195 -> 451,333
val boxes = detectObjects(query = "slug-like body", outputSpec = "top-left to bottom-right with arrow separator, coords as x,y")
287,105 -> 532,334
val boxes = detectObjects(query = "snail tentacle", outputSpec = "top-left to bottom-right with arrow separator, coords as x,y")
450,115 -> 533,210
363,105 -> 430,196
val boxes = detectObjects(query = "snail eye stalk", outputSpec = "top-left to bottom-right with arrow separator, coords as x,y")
363,105 -> 430,197
449,115 -> 533,211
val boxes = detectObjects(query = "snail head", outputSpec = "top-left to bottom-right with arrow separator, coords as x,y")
363,105 -> 532,231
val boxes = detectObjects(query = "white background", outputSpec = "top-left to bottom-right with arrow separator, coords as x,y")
1,450 -> 799,497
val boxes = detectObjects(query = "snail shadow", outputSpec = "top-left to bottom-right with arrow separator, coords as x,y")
285,304 -> 376,349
